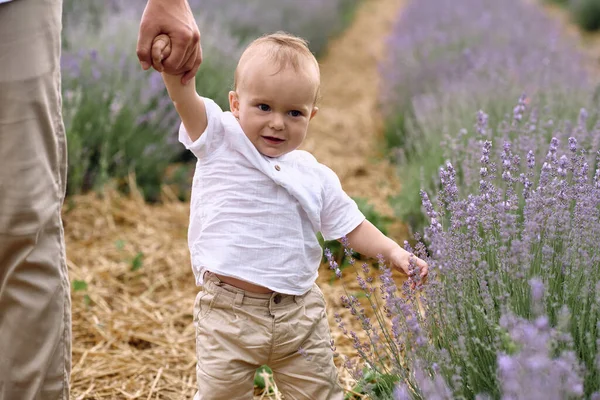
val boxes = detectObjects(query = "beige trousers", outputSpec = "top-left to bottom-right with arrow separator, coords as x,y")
194,274 -> 344,400
0,1 -> 71,399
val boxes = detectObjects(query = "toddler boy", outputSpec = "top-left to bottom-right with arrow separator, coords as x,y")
152,31 -> 429,399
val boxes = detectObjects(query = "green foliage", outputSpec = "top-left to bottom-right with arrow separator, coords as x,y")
380,0 -> 592,234
72,279 -> 92,306
353,197 -> 393,235
130,252 -> 144,272
64,87 -> 176,202
382,107 -> 415,159
345,369 -> 400,400
570,0 -> 600,31
340,0 -> 362,28
253,365 -> 275,393
388,164 -> 431,233
72,280 -> 88,292
61,0 -> 107,36
61,16 -> 183,202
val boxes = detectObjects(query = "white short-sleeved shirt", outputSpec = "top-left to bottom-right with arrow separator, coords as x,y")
179,97 -> 365,295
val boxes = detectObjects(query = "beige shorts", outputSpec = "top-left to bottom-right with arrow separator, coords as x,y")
193,273 -> 344,400
0,0 -> 71,399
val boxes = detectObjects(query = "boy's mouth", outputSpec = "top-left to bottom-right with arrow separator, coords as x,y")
262,136 -> 285,145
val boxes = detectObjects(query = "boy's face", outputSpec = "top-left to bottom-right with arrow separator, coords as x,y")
229,58 -> 319,158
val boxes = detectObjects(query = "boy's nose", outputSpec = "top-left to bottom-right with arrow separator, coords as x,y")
269,114 -> 285,130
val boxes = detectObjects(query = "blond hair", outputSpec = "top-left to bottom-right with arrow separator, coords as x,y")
234,31 -> 320,100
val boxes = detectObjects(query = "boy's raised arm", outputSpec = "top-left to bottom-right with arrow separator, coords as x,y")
153,34 -> 207,142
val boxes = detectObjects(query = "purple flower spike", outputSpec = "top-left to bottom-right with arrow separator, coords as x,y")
568,137 -> 578,153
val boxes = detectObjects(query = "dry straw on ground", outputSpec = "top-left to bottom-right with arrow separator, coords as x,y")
67,188 -> 198,399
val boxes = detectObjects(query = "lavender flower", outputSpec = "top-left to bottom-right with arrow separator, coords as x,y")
497,311 -> 584,400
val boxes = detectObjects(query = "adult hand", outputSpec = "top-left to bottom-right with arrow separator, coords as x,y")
137,0 -> 202,84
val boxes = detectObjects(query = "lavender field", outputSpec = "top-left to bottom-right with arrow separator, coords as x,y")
333,0 -> 600,398
380,0 -> 594,231
59,0 -> 600,398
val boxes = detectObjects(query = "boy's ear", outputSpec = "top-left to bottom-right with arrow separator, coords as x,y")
310,107 -> 318,120
229,91 -> 240,117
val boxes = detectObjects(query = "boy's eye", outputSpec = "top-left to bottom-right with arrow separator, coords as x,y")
289,110 -> 302,117
258,104 -> 270,112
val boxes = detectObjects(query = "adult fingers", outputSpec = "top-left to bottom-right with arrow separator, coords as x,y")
163,25 -> 199,74
177,32 -> 197,71
181,44 -> 203,84
179,22 -> 201,72
162,33 -> 187,73
136,21 -> 161,70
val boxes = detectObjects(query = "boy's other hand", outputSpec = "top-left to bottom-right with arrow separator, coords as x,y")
137,0 -> 202,84
152,34 -> 172,73
388,247 -> 429,289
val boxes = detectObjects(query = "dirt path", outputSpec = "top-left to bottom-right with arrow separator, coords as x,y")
308,0 -> 410,390
302,0 -> 406,239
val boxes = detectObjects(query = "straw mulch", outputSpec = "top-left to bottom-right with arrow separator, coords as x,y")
67,0 -> 410,397
66,187 -> 197,399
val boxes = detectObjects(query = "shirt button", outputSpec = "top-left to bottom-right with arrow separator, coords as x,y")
274,165 -> 281,171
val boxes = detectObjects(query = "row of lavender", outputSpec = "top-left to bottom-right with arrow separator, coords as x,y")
379,0 -> 593,231
335,0 -> 599,398
60,0 -> 358,201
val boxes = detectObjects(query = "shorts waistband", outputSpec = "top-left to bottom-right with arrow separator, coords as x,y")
203,272 -> 309,307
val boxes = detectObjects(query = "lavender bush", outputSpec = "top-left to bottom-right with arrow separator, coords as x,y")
61,4 -> 241,200
379,0 -> 593,232
188,0 -> 360,55
330,101 -> 600,399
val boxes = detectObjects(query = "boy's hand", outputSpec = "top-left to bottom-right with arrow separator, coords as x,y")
345,220 -> 430,289
388,247 -> 429,289
152,34 -> 172,73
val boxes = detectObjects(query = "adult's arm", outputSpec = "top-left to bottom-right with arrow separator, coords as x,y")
137,0 -> 202,84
